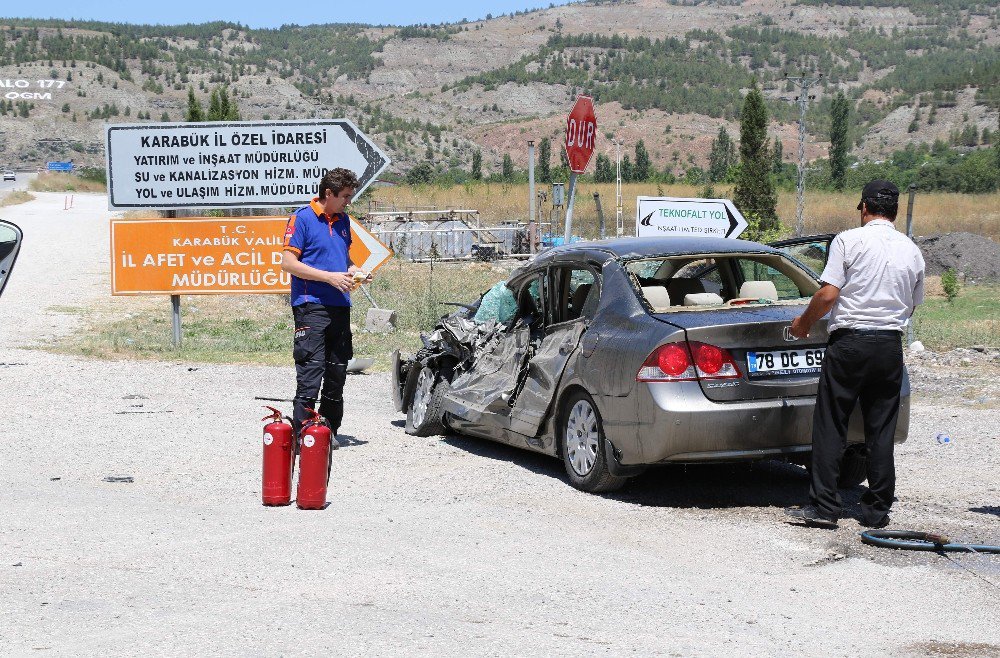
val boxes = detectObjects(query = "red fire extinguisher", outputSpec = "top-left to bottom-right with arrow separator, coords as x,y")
296,408 -> 332,510
261,406 -> 294,506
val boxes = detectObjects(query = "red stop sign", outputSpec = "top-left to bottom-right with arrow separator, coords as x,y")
564,95 -> 597,174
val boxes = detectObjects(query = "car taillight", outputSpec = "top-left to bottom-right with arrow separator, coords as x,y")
690,342 -> 741,379
637,341 -> 741,382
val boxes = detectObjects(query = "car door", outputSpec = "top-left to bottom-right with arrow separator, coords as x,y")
442,272 -> 547,426
768,234 -> 834,279
0,220 -> 23,298
508,264 -> 597,438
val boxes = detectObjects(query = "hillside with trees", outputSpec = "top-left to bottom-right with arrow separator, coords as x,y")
0,0 -> 997,192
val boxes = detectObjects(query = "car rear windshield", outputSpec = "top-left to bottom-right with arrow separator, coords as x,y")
625,252 -> 820,312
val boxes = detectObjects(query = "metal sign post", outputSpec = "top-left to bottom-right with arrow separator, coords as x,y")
164,209 -> 182,348
563,95 -> 597,243
564,172 -> 578,243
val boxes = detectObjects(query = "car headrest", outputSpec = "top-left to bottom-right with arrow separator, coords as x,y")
642,285 -> 671,312
666,278 -> 706,305
683,292 -> 724,306
739,280 -> 779,301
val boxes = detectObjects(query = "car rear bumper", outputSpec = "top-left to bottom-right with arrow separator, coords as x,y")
602,380 -> 909,466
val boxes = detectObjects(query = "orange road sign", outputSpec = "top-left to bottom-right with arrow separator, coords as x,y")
111,216 -> 394,295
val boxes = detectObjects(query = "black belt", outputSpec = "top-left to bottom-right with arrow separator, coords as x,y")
832,328 -> 902,337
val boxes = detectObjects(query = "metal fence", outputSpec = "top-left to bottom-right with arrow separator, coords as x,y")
367,219 -> 553,262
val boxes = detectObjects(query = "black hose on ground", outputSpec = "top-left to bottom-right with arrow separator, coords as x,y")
861,530 -> 1000,554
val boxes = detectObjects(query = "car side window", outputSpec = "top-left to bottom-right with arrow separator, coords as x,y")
736,258 -> 803,300
778,240 -> 829,277
557,267 -> 598,322
519,274 -> 545,325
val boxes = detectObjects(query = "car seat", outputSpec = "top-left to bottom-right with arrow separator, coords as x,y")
568,283 -> 592,320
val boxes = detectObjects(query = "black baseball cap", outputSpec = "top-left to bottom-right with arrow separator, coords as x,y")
858,179 -> 899,210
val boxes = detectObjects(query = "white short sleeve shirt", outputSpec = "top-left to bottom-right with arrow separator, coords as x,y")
819,219 -> 925,332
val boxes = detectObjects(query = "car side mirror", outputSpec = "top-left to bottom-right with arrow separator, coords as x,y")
0,220 -> 23,298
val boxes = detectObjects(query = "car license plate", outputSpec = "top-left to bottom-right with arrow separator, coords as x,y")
747,348 -> 825,377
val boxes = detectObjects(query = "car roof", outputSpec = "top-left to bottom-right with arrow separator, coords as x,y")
536,236 -> 785,263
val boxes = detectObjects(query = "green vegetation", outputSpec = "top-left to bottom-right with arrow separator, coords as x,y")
0,20 -> 385,90
941,268 -> 961,303
912,284 -> 999,350
806,142 -> 1000,194
708,126 -> 736,183
829,92 -> 850,191
447,32 -> 752,119
733,83 -> 778,237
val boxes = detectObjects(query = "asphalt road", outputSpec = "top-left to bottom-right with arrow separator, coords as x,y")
0,172 -> 37,195
0,193 -> 997,657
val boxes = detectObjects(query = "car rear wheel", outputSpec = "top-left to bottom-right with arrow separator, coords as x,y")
559,391 -> 627,493
405,367 -> 449,437
838,445 -> 867,487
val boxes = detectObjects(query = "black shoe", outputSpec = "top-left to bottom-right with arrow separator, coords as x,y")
784,505 -> 838,528
862,515 -> 891,529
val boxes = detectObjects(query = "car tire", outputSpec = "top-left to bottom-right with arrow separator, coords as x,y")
399,359 -> 422,415
405,367 -> 450,437
559,390 -> 627,493
838,445 -> 868,488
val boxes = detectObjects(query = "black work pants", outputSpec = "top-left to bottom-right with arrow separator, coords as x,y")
292,303 -> 353,437
810,330 -> 904,525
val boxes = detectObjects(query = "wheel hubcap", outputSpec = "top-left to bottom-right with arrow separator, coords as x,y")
565,400 -> 599,476
412,369 -> 433,426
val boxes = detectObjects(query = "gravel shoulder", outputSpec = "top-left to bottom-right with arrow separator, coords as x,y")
1,195 -> 997,656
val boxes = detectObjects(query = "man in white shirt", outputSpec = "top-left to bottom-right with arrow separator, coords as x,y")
785,180 -> 925,529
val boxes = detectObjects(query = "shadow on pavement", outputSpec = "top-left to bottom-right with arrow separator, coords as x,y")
969,505 -> 1000,517
440,431 -> 870,513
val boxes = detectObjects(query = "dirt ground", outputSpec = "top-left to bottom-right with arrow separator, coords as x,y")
1,194 -> 998,656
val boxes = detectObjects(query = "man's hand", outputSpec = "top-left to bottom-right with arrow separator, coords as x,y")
790,315 -> 810,339
326,272 -> 354,293
791,283 -> 841,340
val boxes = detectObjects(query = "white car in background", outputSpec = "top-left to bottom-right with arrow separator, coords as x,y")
2,171 -> 15,181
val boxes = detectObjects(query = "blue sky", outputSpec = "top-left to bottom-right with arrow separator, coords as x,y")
3,1 -> 577,28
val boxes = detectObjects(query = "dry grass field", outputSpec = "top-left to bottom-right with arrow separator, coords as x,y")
29,172 -> 107,194
371,183 -> 1000,242
0,190 -> 35,207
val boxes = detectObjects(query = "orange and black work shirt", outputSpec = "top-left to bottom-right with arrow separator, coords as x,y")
283,198 -> 353,307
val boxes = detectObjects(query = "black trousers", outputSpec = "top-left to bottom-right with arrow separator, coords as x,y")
292,303 -> 353,437
810,330 -> 904,525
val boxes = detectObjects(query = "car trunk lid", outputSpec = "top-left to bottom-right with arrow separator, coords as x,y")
652,305 -> 829,402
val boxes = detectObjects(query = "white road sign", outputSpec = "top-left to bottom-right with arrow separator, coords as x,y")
105,119 -> 390,210
636,196 -> 748,239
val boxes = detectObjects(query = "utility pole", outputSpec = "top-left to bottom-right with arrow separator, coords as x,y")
785,73 -> 822,236
612,138 -> 624,237
528,140 -> 536,254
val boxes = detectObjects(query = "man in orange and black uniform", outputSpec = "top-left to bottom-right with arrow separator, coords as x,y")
281,168 -> 371,442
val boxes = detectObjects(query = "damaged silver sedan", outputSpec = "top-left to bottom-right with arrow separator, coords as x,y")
392,236 -> 909,493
